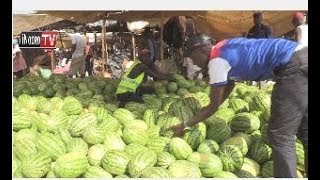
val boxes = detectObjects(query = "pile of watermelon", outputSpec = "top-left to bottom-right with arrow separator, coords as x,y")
12,74 -> 306,178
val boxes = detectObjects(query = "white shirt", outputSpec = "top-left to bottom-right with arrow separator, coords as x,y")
208,57 -> 232,86
295,24 -> 308,50
12,44 -> 21,60
71,33 -> 86,58
183,57 -> 202,80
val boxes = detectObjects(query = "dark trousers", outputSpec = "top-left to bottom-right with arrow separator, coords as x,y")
117,85 -> 154,107
85,55 -> 93,76
267,47 -> 308,178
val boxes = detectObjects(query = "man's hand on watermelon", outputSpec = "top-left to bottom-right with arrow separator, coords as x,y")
169,83 -> 234,137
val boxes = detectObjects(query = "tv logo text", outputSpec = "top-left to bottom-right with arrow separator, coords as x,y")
19,31 -> 57,49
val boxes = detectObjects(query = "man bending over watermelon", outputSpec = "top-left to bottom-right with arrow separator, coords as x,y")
169,34 -> 308,178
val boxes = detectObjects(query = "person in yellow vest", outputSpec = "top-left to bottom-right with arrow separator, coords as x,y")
116,52 -> 173,107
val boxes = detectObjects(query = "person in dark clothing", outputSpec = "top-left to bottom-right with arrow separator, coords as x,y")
85,40 -> 94,76
247,12 -> 273,38
170,34 -> 308,178
116,50 -> 173,107
139,27 -> 157,64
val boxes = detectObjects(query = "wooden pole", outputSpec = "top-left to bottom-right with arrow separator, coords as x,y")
160,12 -> 164,61
50,50 -> 56,71
101,20 -> 106,75
132,33 -> 136,61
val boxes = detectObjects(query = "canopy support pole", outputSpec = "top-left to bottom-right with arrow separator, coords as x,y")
101,20 -> 107,75
160,12 -> 164,61
132,33 -> 136,61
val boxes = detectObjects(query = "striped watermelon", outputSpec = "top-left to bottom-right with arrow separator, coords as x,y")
128,150 -> 157,177
220,136 -> 249,155
218,145 -> 244,172
124,143 -> 149,158
147,125 -> 161,138
249,139 -> 272,164
197,139 -> 220,154
182,97 -> 202,115
54,152 -> 89,178
296,141 -> 305,172
36,132 -> 67,160
115,174 -> 130,178
141,167 -> 171,178
233,132 -> 253,149
103,132 -> 126,152
20,153 -> 52,178
49,97 -> 64,111
98,115 -> 121,133
230,112 -> 260,134
146,136 -> 170,154
156,151 -> 176,168
205,116 -> 232,143
183,122 -> 206,150
83,166 -> 113,178
168,160 -> 202,178
248,93 -> 271,124
58,128 -> 72,146
214,171 -> 238,178
113,108 -> 135,125
95,107 -> 111,123
15,128 -> 38,142
229,98 -> 249,113
67,138 -> 88,155
239,157 -> 261,177
13,112 -> 32,131
143,109 -> 158,127
235,169 -> 256,178
101,150 -> 130,176
122,127 -> 149,146
46,111 -> 69,133
82,126 -> 105,145
62,96 -> 83,115
187,152 -> 223,177
169,137 -> 193,160
123,119 -> 148,131
68,113 -> 98,137
88,144 -> 106,167
160,116 -> 181,136
168,101 -> 194,123
14,138 -> 38,161
213,108 -> 235,123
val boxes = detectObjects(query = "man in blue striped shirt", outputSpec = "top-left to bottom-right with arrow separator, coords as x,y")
170,34 -> 308,178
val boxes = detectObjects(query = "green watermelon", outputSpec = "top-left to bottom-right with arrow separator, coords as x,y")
54,152 -> 89,178
239,157 -> 261,177
156,151 -> 176,168
113,108 -> 135,125
122,127 -> 149,146
146,136 -> 170,154
14,138 -> 38,161
103,132 -> 126,152
229,98 -> 249,113
68,112 -> 98,137
143,109 -> 157,127
167,82 -> 178,93
197,139 -> 220,154
187,152 -> 223,177
213,108 -> 235,123
218,145 -> 244,172
230,112 -> 261,133
88,144 -> 106,167
67,138 -> 88,155
249,139 -> 272,164
82,126 -> 105,145
183,122 -> 206,150
124,143 -> 149,158
220,136 -> 249,155
123,119 -> 148,131
13,112 -> 33,131
214,171 -> 238,178
128,150 -> 157,177
205,116 -> 232,143
101,150 -> 130,176
169,137 -> 193,160
141,167 -> 171,178
182,97 -> 202,115
168,160 -> 202,178
98,115 -> 121,133
296,141 -> 305,172
62,96 -> 83,115
36,132 -> 67,160
20,153 -> 52,178
83,166 -> 113,178
46,111 -> 69,133
147,125 -> 161,138
249,93 -> 271,124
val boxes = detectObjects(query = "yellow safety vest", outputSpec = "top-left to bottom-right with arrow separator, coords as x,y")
116,61 -> 145,95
